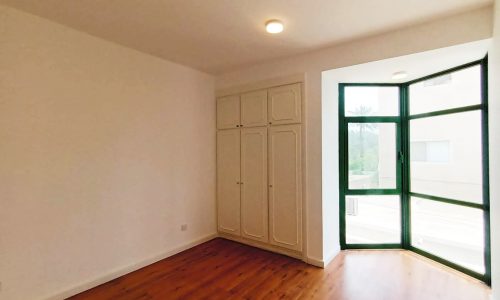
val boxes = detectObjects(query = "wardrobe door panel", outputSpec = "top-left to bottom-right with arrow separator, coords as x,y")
269,124 -> 302,251
268,83 -> 301,125
241,127 -> 268,242
217,95 -> 240,129
241,90 -> 268,127
217,129 -> 241,235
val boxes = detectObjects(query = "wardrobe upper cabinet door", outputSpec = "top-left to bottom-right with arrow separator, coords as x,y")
268,83 -> 302,125
241,90 -> 268,127
217,129 -> 241,236
217,95 -> 240,129
241,127 -> 268,243
269,124 -> 302,251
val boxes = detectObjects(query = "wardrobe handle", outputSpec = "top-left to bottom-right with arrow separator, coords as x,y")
240,124 -> 244,127
236,181 -> 240,184
236,125 -> 240,127
269,185 -> 273,188
269,122 -> 272,125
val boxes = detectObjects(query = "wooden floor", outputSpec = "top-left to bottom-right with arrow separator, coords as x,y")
69,238 -> 490,300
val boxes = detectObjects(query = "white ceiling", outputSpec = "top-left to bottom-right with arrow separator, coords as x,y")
0,0 -> 493,74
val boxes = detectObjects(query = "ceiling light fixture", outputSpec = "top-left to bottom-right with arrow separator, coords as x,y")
265,20 -> 284,34
392,71 -> 408,80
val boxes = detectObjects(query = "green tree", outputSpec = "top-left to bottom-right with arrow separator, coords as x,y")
348,106 -> 376,173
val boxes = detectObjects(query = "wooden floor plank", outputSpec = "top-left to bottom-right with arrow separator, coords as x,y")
69,238 -> 490,300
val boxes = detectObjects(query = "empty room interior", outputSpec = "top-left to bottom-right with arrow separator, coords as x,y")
2,0 -> 500,299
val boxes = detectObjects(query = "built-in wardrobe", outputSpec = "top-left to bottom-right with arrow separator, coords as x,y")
216,82 -> 303,257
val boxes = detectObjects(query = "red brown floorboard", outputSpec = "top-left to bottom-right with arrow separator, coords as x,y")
68,238 -> 490,300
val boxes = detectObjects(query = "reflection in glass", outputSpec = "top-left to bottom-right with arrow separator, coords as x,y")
409,65 -> 481,115
348,123 -> 396,189
345,86 -> 399,116
346,195 -> 401,244
411,197 -> 485,274
410,111 -> 482,203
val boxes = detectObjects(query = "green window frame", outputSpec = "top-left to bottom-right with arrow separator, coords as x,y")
338,57 -> 491,284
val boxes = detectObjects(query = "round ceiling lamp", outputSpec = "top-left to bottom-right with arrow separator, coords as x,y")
265,20 -> 284,34
392,71 -> 408,80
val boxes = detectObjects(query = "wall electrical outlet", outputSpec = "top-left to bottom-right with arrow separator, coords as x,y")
181,224 -> 188,231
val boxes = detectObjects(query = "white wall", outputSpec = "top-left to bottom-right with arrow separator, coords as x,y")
489,0 -> 500,298
321,71 -> 341,262
0,6 -> 216,300
217,6 -> 493,264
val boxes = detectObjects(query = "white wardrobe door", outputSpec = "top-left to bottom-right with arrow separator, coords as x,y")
217,129 -> 241,235
269,124 -> 302,251
241,90 -> 268,127
217,95 -> 240,129
268,83 -> 301,125
241,127 -> 268,242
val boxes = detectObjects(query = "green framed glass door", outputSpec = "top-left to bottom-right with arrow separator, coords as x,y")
339,84 -> 403,248
338,58 -> 491,284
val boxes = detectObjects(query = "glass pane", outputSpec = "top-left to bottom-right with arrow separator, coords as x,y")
411,197 -> 485,274
348,123 -> 396,189
346,195 -> 400,244
345,86 -> 399,116
409,65 -> 481,115
410,111 -> 482,203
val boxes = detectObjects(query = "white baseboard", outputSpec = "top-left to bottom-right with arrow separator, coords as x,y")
307,247 -> 341,268
323,246 -> 341,267
306,256 -> 325,268
218,233 -> 304,261
44,233 -> 217,300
